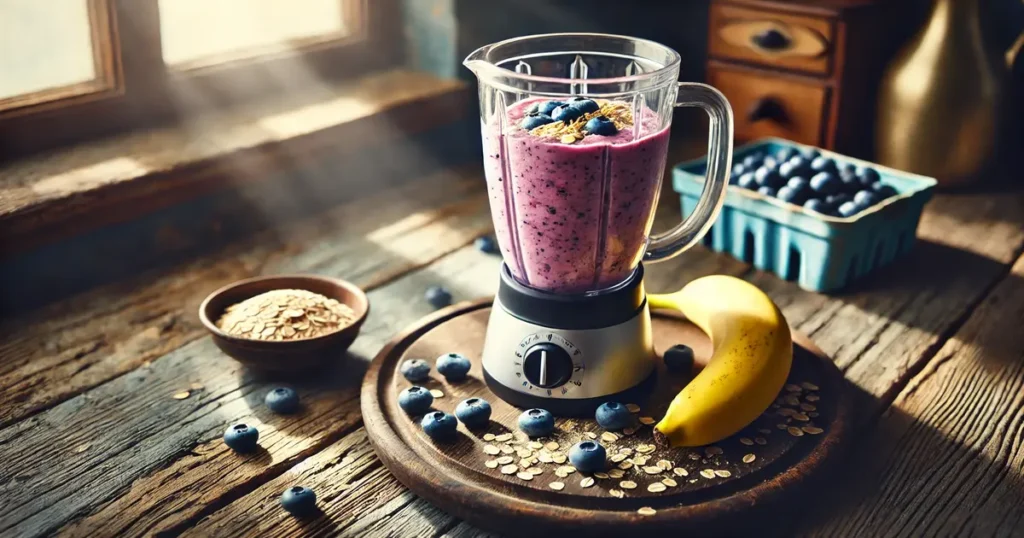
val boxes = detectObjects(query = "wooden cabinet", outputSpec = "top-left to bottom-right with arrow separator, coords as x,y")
707,0 -> 914,157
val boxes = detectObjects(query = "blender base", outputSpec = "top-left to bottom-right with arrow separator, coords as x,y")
483,368 -> 656,416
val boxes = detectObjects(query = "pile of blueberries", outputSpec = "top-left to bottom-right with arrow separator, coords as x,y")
731,146 -> 898,218
520,97 -> 618,136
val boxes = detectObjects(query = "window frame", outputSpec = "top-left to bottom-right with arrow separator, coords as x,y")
0,0 -> 400,158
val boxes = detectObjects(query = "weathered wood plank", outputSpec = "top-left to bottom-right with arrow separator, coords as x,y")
0,166 -> 488,430
800,254 -> 1024,537
748,192 -> 1024,427
0,180 -> 492,538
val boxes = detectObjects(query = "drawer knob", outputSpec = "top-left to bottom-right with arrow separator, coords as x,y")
747,97 -> 788,124
751,29 -> 790,51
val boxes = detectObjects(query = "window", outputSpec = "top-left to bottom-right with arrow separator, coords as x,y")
0,0 -> 398,157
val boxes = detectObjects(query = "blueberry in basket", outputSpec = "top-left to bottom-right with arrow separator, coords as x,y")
803,198 -> 833,216
837,200 -> 862,218
810,156 -> 837,174
857,166 -> 881,187
595,401 -> 633,430
757,186 -> 778,197
732,163 -> 747,178
755,166 -> 785,189
398,386 -> 433,415
776,147 -> 799,162
742,153 -> 763,169
455,397 -> 492,428
872,183 -> 898,199
854,189 -> 880,208
518,408 -> 555,437
737,172 -> 758,190
810,171 -> 842,196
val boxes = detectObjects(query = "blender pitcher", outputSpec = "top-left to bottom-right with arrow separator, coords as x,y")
465,33 -> 733,295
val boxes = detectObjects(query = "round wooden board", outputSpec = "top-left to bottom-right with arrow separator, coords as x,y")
362,299 -> 851,536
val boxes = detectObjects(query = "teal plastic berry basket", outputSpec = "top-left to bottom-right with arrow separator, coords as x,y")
673,138 -> 937,292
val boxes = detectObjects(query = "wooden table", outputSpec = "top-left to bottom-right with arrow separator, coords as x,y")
2,146 -> 1023,537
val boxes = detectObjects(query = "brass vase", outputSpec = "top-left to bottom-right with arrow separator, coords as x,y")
875,0 -> 1007,188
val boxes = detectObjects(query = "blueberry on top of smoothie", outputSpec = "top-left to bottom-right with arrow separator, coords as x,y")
571,99 -> 600,114
521,113 -> 555,130
552,104 -> 584,123
584,116 -> 617,136
537,100 -> 565,115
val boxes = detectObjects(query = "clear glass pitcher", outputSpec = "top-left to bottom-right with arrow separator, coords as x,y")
464,33 -> 733,294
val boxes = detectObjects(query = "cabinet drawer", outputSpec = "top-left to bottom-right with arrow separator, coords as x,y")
709,3 -> 834,75
709,67 -> 829,146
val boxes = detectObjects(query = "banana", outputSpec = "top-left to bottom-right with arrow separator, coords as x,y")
649,275 -> 792,448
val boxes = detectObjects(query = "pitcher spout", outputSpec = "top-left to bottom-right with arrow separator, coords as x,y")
463,44 -> 493,76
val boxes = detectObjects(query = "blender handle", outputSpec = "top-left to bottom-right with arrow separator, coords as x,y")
644,83 -> 733,263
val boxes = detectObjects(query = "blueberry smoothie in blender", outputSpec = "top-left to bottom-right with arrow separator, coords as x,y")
483,97 -> 671,294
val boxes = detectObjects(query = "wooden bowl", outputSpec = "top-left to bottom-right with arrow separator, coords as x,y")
199,274 -> 369,373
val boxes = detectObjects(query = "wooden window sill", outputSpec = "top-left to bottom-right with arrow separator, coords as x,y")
0,69 -> 469,256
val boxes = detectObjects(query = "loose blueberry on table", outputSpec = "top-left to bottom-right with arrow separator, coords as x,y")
436,353 -> 472,381
595,401 -> 633,430
264,387 -> 300,414
223,423 -> 259,453
474,235 -> 499,254
280,486 -> 317,516
663,344 -> 695,373
398,386 -> 434,415
399,358 -> 431,382
454,397 -> 492,428
424,286 -> 453,309
568,441 -> 607,473
518,408 -> 555,437
421,411 -> 458,440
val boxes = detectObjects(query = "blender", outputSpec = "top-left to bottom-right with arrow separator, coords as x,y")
464,34 -> 733,415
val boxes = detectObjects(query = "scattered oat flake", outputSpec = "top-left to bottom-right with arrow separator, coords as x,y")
802,426 -> 824,435
74,444 -> 90,453
785,384 -> 802,392
673,468 -> 688,477
611,454 -> 627,463
559,465 -> 576,475
483,445 -> 500,455
529,467 -> 544,475
743,454 -> 756,464
501,464 -> 518,474
806,393 -> 820,402
500,445 -> 514,454
740,437 -> 754,446
528,441 -> 543,449
172,391 -> 191,400
622,427 -> 637,435
485,460 -> 499,469
495,433 -> 513,442
788,426 -> 805,437
777,423 -> 789,430
638,507 -> 657,516
626,403 -> 641,413
619,480 -> 637,490
601,432 -> 619,442
580,477 -> 595,488
648,482 -> 667,493
637,444 -> 656,455
700,469 -> 716,479
609,469 -> 625,479
554,469 -> 567,479
662,478 -> 678,487
758,428 -> 773,435
549,481 -> 565,491
785,395 -> 801,406
538,452 -> 554,463
809,412 -> 820,418
801,382 -> 820,391
483,433 -> 496,441
618,461 -> 633,470
619,447 -> 634,455
610,489 -> 625,498
497,456 -> 514,465
632,455 -> 649,466
688,452 -> 701,461
792,412 -> 810,422
639,417 -> 655,425
594,472 -> 609,479
429,389 -> 445,398
643,466 -> 663,475
585,432 -> 597,439
800,403 -> 817,412
544,441 -> 560,451
715,470 -> 732,478
189,382 -> 204,390
552,454 -> 567,464
516,448 -> 533,458
657,459 -> 673,470
516,471 -> 534,481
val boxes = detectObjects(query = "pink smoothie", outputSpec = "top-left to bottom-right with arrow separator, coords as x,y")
482,98 -> 670,294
